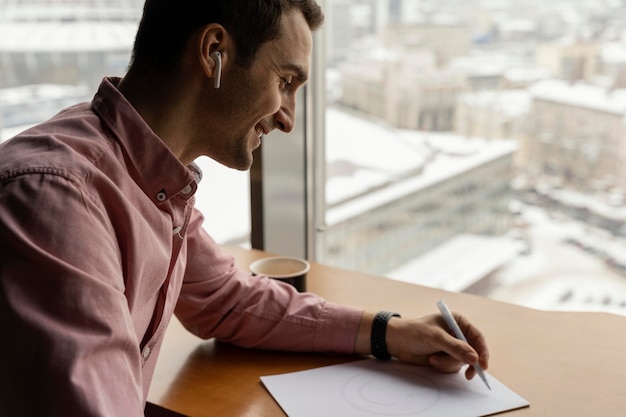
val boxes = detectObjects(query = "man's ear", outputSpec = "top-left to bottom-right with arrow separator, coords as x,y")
197,24 -> 230,84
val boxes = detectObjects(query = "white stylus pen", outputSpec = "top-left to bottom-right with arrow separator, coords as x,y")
437,300 -> 491,390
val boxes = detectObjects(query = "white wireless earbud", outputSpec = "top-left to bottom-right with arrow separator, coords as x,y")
210,51 -> 222,89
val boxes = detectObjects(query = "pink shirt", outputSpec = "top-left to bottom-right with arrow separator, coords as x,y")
0,77 -> 363,416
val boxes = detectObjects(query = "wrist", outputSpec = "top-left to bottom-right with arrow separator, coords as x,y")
370,311 -> 401,360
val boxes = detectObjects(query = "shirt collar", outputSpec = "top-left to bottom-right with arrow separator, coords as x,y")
91,77 -> 198,204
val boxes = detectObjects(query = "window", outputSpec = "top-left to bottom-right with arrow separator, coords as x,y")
302,0 -> 626,315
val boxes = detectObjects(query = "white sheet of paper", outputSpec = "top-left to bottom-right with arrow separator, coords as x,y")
261,359 -> 529,417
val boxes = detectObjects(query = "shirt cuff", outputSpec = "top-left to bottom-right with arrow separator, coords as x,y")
312,301 -> 364,354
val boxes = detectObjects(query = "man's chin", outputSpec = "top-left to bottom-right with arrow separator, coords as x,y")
232,154 -> 254,171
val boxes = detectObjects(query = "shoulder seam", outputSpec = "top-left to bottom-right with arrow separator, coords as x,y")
0,166 -> 76,183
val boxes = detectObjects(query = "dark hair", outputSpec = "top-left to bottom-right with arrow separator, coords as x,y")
130,0 -> 324,75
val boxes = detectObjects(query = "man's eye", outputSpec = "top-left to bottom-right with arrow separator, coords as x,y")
280,78 -> 292,88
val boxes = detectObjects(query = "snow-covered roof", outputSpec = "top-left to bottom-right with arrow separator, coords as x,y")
0,0 -> 140,52
325,107 -> 517,225
601,42 -> 626,64
0,22 -> 136,52
0,84 -> 89,105
546,187 -> 626,222
386,234 -> 522,291
457,89 -> 531,117
503,66 -> 550,83
529,79 -> 626,114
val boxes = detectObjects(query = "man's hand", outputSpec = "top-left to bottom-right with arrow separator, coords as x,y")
356,311 -> 489,381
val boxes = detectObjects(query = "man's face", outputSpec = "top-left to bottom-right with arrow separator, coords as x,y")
202,9 -> 313,170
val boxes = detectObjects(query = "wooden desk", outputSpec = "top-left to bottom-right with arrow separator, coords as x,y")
146,246 -> 626,416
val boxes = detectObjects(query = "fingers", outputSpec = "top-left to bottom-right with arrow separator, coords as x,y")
385,312 -> 490,378
428,353 -> 466,373
465,364 -> 476,380
427,313 -> 490,378
436,331 -> 477,365
453,313 -> 490,369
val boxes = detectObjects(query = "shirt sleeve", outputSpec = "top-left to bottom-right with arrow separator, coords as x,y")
0,171 -> 145,417
175,209 -> 364,353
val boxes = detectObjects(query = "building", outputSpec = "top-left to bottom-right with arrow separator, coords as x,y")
320,107 -> 517,275
338,50 -> 465,131
0,0 -> 141,139
535,38 -> 601,83
0,0 -> 141,93
526,79 -> 626,192
447,49 -> 535,91
454,89 -> 531,167
0,84 -> 90,141
381,16 -> 471,67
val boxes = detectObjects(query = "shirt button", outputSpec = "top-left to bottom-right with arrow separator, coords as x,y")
156,190 -> 167,202
181,184 -> 193,194
142,346 -> 151,360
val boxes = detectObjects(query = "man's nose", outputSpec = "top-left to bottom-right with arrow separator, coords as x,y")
274,99 -> 296,133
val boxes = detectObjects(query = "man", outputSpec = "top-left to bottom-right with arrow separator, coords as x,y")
0,1 -> 489,416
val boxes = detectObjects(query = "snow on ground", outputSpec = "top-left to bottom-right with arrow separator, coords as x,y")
386,202 -> 626,316
479,205 -> 626,316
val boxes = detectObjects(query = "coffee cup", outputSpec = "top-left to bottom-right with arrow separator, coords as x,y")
249,256 -> 310,292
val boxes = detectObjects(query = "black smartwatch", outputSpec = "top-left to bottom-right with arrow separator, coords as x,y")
370,311 -> 401,360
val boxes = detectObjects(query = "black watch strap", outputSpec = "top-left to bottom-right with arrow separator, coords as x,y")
371,311 -> 401,360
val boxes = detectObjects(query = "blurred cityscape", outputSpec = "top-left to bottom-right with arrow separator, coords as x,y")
2,0 -> 626,315
320,0 -> 626,316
